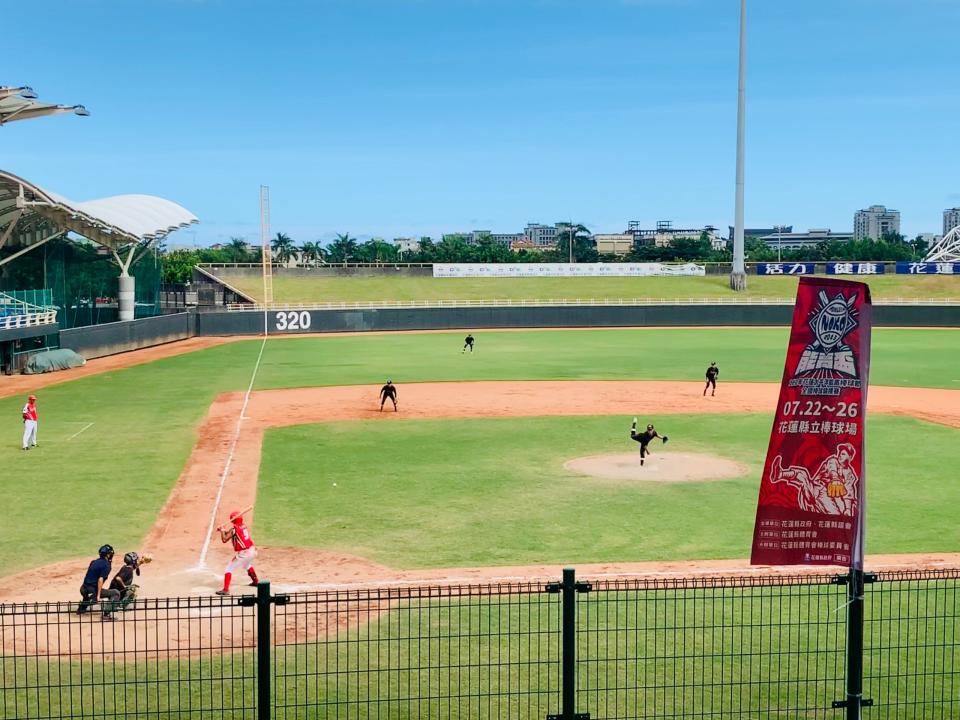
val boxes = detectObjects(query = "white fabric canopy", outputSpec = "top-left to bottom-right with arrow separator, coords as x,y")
0,170 -> 198,249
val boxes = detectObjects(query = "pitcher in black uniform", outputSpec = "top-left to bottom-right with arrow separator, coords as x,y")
704,362 -> 719,397
630,417 -> 668,466
379,380 -> 398,412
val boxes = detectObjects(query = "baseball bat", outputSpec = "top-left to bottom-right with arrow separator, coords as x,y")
217,505 -> 253,532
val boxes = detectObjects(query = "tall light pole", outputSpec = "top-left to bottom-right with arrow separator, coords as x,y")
730,0 -> 748,291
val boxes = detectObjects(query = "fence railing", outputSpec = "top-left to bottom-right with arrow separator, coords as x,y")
2,568 -> 958,719
224,296 -> 960,311
0,291 -> 58,329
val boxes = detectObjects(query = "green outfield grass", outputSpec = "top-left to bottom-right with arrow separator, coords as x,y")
257,414 -> 960,568
1,327 -> 957,576
218,271 -> 960,304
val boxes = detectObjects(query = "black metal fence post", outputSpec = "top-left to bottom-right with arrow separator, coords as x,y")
833,569 -> 874,719
547,567 -> 590,720
562,567 -> 576,720
257,581 -> 272,720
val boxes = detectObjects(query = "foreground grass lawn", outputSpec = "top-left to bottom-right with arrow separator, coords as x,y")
1,327 -> 956,575
220,272 -> 960,304
257,414 -> 960,568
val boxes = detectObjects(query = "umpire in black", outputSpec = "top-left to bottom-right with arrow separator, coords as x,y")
77,544 -> 121,620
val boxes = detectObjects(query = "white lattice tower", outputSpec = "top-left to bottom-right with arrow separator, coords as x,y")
259,185 -> 273,305
924,226 -> 960,263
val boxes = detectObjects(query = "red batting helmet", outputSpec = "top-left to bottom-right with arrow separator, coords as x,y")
229,511 -> 243,524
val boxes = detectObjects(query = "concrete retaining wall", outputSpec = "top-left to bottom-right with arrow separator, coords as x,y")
59,312 -> 195,359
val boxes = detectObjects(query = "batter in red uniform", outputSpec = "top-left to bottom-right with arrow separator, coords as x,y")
215,510 -> 259,595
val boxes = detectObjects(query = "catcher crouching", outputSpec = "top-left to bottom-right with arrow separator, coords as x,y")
109,551 -> 153,609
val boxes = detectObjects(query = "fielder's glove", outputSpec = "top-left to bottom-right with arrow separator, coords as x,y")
662,435 -> 669,444
139,553 -> 154,565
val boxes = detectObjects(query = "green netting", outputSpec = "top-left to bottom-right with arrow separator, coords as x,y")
0,238 -> 161,328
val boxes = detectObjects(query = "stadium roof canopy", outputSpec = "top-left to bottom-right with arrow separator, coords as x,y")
0,170 -> 198,260
0,86 -> 89,125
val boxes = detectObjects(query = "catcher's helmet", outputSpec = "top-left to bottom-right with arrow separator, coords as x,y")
124,552 -> 140,567
647,424 -> 654,430
98,544 -> 115,559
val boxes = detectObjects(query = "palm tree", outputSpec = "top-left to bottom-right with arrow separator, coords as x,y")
327,233 -> 358,264
556,223 -> 593,263
271,232 -> 295,264
228,237 -> 250,263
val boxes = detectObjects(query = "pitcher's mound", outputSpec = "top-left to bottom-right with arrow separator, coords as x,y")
564,452 -> 748,483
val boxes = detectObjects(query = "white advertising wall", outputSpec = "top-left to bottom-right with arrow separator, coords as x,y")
432,263 -> 706,278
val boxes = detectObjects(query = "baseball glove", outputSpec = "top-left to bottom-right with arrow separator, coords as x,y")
139,553 -> 153,565
662,435 -> 670,444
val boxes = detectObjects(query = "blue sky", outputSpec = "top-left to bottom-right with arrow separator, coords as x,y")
5,0 -> 959,245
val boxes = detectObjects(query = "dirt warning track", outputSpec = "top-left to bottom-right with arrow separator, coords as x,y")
2,380 -> 960,605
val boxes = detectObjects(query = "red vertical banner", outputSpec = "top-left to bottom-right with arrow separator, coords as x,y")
751,277 -> 872,569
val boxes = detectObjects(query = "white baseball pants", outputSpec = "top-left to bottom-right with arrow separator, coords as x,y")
226,547 -> 257,573
22,420 -> 37,449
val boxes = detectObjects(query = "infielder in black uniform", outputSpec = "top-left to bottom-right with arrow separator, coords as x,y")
629,417 -> 668,466
379,380 -> 398,412
704,362 -> 719,397
462,334 -> 475,353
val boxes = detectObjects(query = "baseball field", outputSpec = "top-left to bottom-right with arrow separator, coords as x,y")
1,327 -> 959,591
2,326 -> 959,718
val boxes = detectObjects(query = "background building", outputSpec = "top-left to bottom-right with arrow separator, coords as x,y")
628,221 -> 724,249
392,237 -> 420,253
944,208 -> 960,236
593,233 -> 634,256
756,228 -> 853,250
524,223 -> 561,248
854,205 -> 900,240
728,226 -> 793,242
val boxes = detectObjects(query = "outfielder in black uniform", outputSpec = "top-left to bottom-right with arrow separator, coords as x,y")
704,362 -> 719,397
629,417 -> 669,466
462,334 -> 475,353
379,380 -> 398,412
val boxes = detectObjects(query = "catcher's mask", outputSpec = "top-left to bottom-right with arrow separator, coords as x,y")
124,552 -> 140,567
647,424 -> 654,431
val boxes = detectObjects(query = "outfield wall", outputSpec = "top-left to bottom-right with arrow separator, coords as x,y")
59,312 -> 195,359
195,304 -> 960,335
46,304 -> 960,360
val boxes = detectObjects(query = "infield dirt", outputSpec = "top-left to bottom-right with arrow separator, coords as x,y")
3,379 -> 960,606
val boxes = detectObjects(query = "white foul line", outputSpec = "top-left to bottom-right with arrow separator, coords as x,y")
196,336 -> 268,568
67,422 -> 94,440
